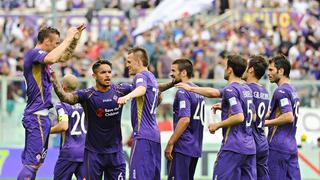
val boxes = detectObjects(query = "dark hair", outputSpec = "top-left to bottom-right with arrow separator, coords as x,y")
127,46 -> 149,66
227,55 -> 247,78
269,55 -> 291,78
37,27 -> 60,43
172,58 -> 193,78
92,59 -> 112,73
248,55 -> 268,80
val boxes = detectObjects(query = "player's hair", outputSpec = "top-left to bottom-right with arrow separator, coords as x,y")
37,27 -> 60,43
172,58 -> 194,78
269,54 -> 291,78
248,55 -> 268,80
62,74 -> 79,91
92,59 -> 113,73
227,55 -> 247,78
127,46 -> 149,67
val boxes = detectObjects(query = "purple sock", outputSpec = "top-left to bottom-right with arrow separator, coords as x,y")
17,165 -> 37,180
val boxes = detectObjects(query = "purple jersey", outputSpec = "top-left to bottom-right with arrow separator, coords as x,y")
23,48 -> 52,115
76,83 -> 132,153
247,83 -> 270,152
268,83 -> 300,154
131,71 -> 160,143
172,84 -> 204,157
220,82 -> 256,155
55,102 -> 86,162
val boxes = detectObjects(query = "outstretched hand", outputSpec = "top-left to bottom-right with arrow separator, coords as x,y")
208,123 -> 219,134
117,95 -> 131,106
175,82 -> 191,91
65,24 -> 86,42
74,24 -> 86,40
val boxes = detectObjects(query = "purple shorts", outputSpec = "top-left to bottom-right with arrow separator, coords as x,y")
53,158 -> 85,180
129,139 -> 161,180
167,152 -> 198,180
84,149 -> 125,180
256,150 -> 270,180
21,114 -> 51,166
213,150 -> 256,180
268,149 -> 301,180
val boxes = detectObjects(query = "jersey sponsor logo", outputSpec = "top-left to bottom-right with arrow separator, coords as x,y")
96,108 -> 105,118
228,97 -> 237,106
96,107 -> 120,118
280,98 -> 289,107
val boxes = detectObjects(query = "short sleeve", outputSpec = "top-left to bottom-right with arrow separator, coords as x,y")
274,89 -> 293,114
219,88 -> 224,97
223,88 -> 243,115
75,89 -> 89,103
32,49 -> 48,63
134,73 -> 148,88
116,83 -> 133,95
176,89 -> 191,118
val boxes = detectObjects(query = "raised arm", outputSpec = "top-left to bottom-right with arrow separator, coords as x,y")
175,83 -> 221,98
58,38 -> 79,62
44,25 -> 85,64
51,72 -> 79,105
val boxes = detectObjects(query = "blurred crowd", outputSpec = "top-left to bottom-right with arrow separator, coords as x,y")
1,0 -> 320,80
0,0 -> 161,11
1,0 -> 320,110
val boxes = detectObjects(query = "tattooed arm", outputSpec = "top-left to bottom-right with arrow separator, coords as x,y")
158,79 -> 180,92
59,38 -> 79,62
51,72 -> 79,105
59,24 -> 85,62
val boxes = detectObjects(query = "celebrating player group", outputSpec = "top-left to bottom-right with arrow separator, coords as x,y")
19,25 -> 300,180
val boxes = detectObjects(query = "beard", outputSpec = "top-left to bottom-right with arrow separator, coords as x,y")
224,73 -> 229,81
242,75 -> 247,81
270,75 -> 280,83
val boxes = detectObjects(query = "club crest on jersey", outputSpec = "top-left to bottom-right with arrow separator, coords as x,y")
96,108 -> 105,118
113,95 -> 118,101
36,153 -> 41,162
